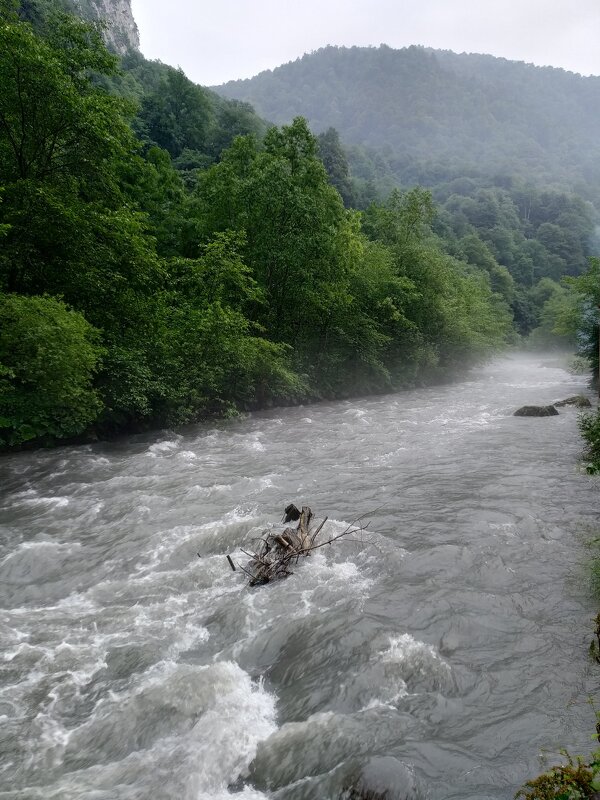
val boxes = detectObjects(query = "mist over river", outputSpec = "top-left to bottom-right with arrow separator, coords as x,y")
1,353 -> 600,800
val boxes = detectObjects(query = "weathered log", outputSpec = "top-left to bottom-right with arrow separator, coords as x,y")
297,506 -> 313,550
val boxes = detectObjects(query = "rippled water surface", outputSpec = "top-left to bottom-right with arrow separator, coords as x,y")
1,354 -> 600,799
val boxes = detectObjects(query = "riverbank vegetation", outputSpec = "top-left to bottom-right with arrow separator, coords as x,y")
566,257 -> 600,473
513,254 -> 600,797
0,2 -> 598,449
515,752 -> 600,799
580,410 -> 600,474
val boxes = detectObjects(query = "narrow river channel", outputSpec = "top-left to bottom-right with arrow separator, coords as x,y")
1,353 -> 599,799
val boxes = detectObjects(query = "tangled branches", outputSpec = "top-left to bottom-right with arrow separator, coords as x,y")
227,504 -> 368,586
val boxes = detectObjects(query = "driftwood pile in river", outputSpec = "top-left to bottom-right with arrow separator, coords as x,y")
227,504 -> 365,586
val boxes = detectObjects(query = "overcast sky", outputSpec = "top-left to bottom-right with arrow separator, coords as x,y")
130,0 -> 600,86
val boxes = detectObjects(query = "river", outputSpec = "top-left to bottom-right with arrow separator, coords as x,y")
1,353 -> 599,800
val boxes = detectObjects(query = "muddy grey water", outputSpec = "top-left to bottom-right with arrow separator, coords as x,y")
1,354 -> 600,800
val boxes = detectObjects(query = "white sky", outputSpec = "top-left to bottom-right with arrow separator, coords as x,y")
130,0 -> 600,86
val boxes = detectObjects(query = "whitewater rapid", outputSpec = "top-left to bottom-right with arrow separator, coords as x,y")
1,353 -> 599,799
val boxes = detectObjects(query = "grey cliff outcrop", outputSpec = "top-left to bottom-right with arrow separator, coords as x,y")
73,0 -> 139,54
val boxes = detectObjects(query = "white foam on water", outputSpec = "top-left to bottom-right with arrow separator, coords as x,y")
11,488 -> 38,498
131,507 -> 263,575
131,600 -> 210,657
242,434 -> 266,452
186,663 -> 277,798
18,495 -> 70,509
358,633 -> 452,711
0,539 -> 81,565
177,450 -> 199,461
184,482 -> 232,499
343,408 -> 367,418
222,539 -> 373,666
248,440 -> 266,452
146,436 -> 182,457
17,661 -> 276,800
183,475 -> 275,503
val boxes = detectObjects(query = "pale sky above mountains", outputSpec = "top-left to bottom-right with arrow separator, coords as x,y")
130,0 -> 600,86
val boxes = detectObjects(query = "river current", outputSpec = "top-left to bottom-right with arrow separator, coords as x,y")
1,353 -> 599,799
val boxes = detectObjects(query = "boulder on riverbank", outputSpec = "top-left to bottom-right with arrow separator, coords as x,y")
514,405 -> 559,417
554,395 -> 592,408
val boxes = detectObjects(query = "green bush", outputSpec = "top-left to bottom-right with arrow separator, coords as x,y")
0,294 -> 103,445
515,750 -> 600,799
579,409 -> 600,474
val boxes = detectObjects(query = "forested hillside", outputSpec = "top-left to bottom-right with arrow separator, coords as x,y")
0,0 -> 597,450
0,2 -> 516,448
217,45 -> 600,202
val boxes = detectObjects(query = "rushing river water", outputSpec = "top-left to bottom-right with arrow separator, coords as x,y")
1,353 -> 600,800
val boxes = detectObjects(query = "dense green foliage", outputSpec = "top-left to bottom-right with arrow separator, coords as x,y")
0,5 -> 586,448
580,409 -> 600,474
432,180 -> 596,337
217,45 -> 600,203
577,263 -> 600,471
515,751 -> 600,799
125,53 -> 268,171
567,258 -> 600,379
0,294 -> 103,445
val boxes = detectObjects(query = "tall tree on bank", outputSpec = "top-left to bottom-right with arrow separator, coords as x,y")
317,127 -> 356,207
0,7 -> 164,426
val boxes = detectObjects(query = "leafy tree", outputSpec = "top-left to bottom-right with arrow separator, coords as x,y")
317,127 -> 355,207
136,67 -> 213,158
152,231 -> 306,422
362,188 -> 511,373
564,257 -> 600,382
0,10 -> 123,189
0,11 -> 164,426
527,278 -> 579,349
194,119 -> 362,379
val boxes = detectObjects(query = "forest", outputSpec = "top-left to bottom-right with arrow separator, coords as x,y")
0,2 -> 597,449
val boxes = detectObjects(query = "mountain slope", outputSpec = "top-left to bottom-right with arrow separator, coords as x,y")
216,45 -> 600,198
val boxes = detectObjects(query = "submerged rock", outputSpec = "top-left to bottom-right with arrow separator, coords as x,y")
514,405 -> 559,417
343,756 -> 422,800
554,395 -> 592,408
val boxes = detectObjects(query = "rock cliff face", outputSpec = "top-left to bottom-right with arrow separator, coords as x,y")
73,0 -> 139,54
